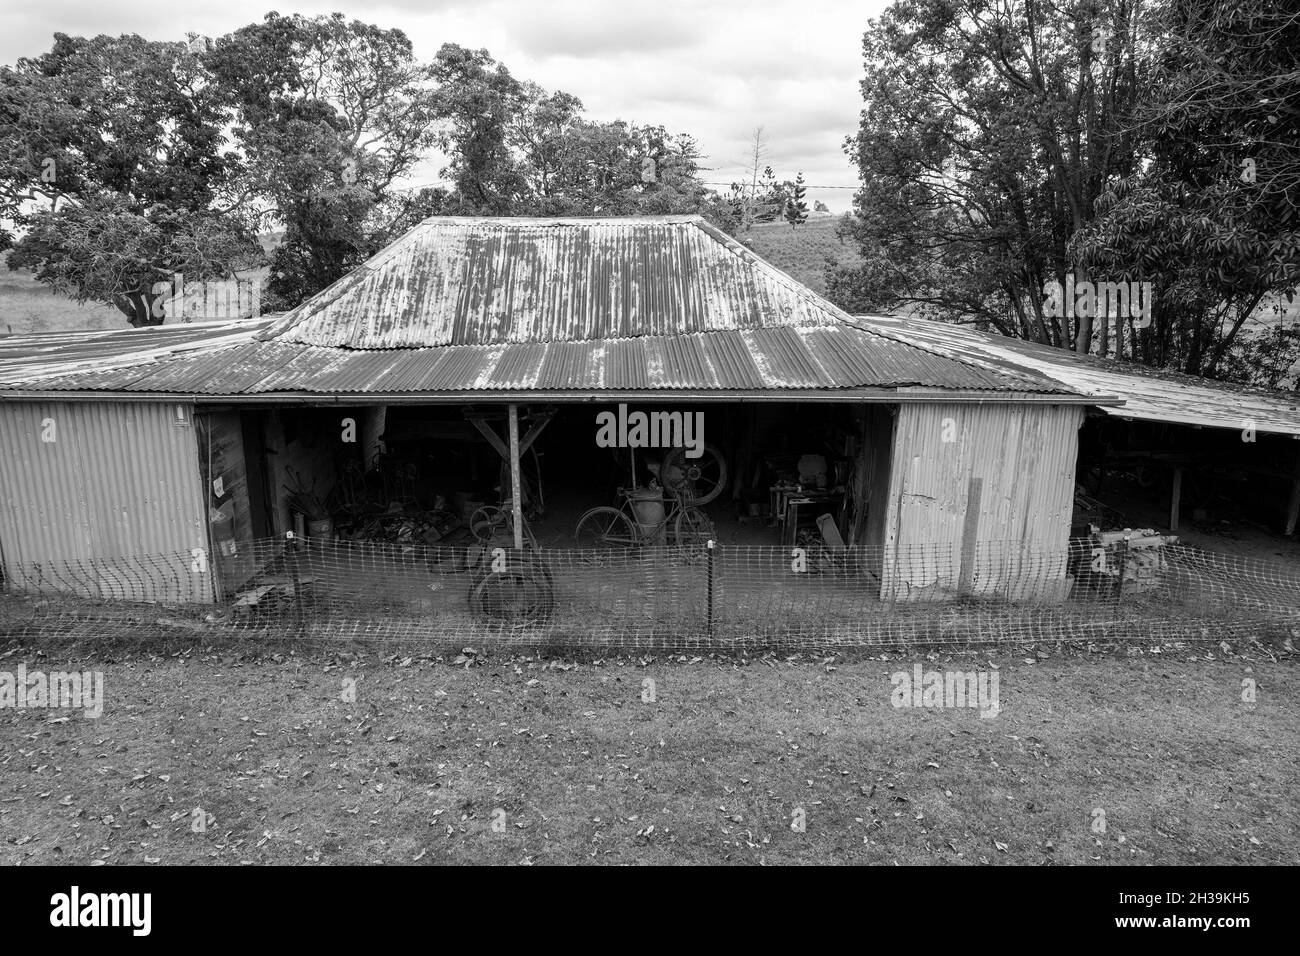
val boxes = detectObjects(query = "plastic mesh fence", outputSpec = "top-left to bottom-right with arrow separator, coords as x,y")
1,535 -> 1296,650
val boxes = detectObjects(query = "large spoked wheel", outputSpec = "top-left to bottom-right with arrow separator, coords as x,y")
671,506 -> 714,547
661,444 -> 728,507
470,505 -> 508,543
574,506 -> 639,549
468,551 -> 554,624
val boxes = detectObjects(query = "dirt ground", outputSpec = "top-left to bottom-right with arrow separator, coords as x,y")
1,635 -> 1295,865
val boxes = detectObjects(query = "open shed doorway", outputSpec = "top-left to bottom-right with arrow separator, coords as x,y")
1075,415 -> 1300,561
218,399 -> 897,557
460,400 -> 896,553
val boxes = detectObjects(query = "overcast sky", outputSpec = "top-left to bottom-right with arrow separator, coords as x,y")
3,0 -> 891,213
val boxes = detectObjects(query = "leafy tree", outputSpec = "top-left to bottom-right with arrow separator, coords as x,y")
2,28 -> 733,322
208,13 -> 443,311
427,44 -> 733,227
833,0 -> 1300,382
1,33 -> 259,325
832,0 -> 1145,349
1069,0 -> 1300,376
429,43 -> 528,215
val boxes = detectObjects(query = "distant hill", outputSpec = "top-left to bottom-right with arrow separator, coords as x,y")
737,215 -> 862,297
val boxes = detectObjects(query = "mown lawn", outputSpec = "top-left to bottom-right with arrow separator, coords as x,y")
1,636 -> 1296,865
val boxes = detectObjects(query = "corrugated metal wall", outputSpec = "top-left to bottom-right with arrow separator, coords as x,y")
0,401 -> 212,603
881,403 -> 1083,601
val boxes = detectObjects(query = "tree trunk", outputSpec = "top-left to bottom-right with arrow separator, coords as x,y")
113,288 -> 168,328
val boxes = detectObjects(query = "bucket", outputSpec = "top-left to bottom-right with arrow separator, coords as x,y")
628,487 -> 666,543
307,516 -> 335,539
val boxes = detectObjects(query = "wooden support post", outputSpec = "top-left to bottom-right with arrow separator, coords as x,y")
957,477 -> 982,597
1169,466 -> 1183,532
508,404 -> 523,550
1285,445 -> 1300,537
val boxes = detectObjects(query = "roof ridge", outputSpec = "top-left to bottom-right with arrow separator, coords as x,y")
257,219 -> 439,342
691,219 -> 855,325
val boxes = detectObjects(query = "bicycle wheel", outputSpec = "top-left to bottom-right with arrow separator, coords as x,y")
574,506 -> 639,549
469,564 -> 554,624
671,506 -> 715,547
470,505 -> 508,542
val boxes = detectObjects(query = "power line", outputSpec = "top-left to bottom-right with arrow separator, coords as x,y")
702,181 -> 859,189
394,178 -> 859,192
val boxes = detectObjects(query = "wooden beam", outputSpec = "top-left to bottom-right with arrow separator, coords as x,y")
1169,466 -> 1183,532
465,414 -> 509,461
464,406 -> 554,458
516,409 -> 554,455
508,404 -> 524,550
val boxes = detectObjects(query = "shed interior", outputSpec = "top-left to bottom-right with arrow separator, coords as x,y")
194,400 -> 897,599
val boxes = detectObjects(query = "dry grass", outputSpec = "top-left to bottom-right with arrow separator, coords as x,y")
0,254 -> 272,335
1,634 -> 1295,865
0,271 -> 121,335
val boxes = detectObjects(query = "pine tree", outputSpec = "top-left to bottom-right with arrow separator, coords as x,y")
785,172 -> 809,228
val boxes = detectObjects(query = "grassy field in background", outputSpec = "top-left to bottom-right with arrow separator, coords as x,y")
0,246 -> 275,337
0,265 -> 121,335
1,635 -> 1295,865
739,214 -> 863,296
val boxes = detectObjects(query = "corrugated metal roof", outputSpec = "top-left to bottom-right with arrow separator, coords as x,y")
11,326 -> 1067,395
0,318 -> 275,386
856,313 -> 1300,436
0,217 -> 1079,399
258,216 -> 868,348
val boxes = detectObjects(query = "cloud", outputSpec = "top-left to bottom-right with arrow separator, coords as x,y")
1,0 -> 888,212
506,2 -> 702,58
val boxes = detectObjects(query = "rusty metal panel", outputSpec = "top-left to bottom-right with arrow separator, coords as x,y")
881,402 -> 1084,602
0,401 -> 213,603
260,216 -> 848,349
745,327 -> 827,387
0,220 -> 1099,401
604,339 -> 650,389
483,341 -> 546,389
242,346 -> 355,392
857,313 -> 1300,435
0,318 -> 275,387
700,333 -> 763,390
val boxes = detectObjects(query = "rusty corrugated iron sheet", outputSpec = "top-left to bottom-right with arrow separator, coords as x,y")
12,325 -> 1067,395
856,313 -> 1300,436
882,402 -> 1084,601
0,219 -> 1080,399
0,401 -> 212,602
0,318 -> 275,387
258,216 -> 854,348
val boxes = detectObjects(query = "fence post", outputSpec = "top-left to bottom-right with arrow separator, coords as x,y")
706,539 -> 715,640
1116,531 -> 1131,603
285,531 -> 304,634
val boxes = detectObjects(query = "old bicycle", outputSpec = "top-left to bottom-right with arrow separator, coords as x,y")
573,481 -> 715,548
